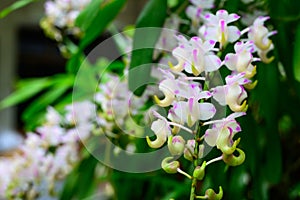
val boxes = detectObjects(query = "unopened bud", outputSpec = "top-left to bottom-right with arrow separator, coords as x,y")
193,161 -> 206,180
161,157 -> 180,174
168,135 -> 185,156
205,186 -> 223,200
184,140 -> 195,161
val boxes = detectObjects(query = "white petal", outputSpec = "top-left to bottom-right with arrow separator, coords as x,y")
227,13 -> 240,24
148,119 -> 170,148
173,101 -> 188,124
198,102 -> 216,120
212,86 -> 226,105
205,128 -> 219,146
216,10 -> 229,20
226,112 -> 246,120
224,53 -> 238,71
227,26 -> 240,42
205,54 -> 222,72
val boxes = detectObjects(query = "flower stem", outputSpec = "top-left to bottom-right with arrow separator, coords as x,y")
190,122 -> 201,200
206,155 -> 223,166
177,168 -> 192,179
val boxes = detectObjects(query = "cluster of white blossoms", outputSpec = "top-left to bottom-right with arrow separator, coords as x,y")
94,72 -> 153,151
0,70 -> 151,199
40,0 -> 91,41
0,101 -> 94,199
147,1 -> 276,198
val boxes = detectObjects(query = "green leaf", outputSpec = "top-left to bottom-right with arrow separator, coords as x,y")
128,0 -> 167,96
75,0 -> 104,31
22,75 -> 74,122
0,78 -> 52,109
0,0 -> 38,19
293,23 -> 300,82
79,0 -> 127,49
59,155 -> 98,200
67,0 -> 126,74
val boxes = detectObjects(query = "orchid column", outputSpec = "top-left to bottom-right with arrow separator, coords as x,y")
147,9 -> 275,200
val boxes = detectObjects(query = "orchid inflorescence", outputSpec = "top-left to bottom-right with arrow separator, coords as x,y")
146,3 -> 276,199
41,0 -> 91,41
0,70 -> 151,199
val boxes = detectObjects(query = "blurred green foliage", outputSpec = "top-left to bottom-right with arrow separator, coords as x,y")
0,0 -> 300,199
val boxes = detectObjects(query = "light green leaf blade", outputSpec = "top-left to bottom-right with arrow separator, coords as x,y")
0,0 -> 38,19
0,78 -> 52,109
293,23 -> 300,82
128,0 -> 167,96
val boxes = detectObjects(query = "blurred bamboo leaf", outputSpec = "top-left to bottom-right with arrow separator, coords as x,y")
22,74 -> 74,123
59,155 -> 98,200
0,0 -> 38,19
0,78 -> 52,109
67,0 -> 127,73
293,23 -> 300,82
75,0 -> 104,31
128,0 -> 167,96
78,0 -> 126,52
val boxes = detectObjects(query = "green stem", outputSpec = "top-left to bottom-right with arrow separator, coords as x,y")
175,0 -> 189,15
189,123 -> 202,200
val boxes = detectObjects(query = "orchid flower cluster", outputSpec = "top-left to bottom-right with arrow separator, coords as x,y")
0,69 -> 151,199
0,101 -> 94,199
93,71 -> 153,153
40,0 -> 91,42
147,4 -> 276,199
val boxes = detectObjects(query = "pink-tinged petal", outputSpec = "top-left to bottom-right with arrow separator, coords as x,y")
220,19 -> 226,32
227,112 -> 246,120
205,129 -> 219,146
204,54 -> 222,72
198,102 -> 216,120
253,16 -> 270,26
227,121 -> 242,133
227,26 -> 240,42
227,13 -> 240,23
237,86 -> 248,103
203,39 -> 216,50
173,101 -> 189,124
188,98 -> 194,113
212,86 -> 226,105
192,52 -> 205,74
216,9 -> 229,20
204,26 -> 219,41
204,13 -> 218,25
197,91 -> 213,99
237,77 -> 251,85
233,52 -> 253,73
224,53 -> 238,71
176,34 -> 189,45
225,72 -> 246,85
